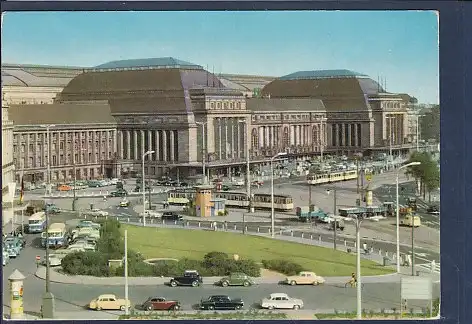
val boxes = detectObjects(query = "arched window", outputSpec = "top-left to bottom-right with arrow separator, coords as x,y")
251,128 -> 259,149
283,127 -> 290,148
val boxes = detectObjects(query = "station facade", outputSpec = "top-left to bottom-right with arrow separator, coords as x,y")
2,58 -> 416,181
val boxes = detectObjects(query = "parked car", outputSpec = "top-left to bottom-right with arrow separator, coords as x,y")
199,295 -> 244,310
140,297 -> 181,311
284,271 -> 325,286
4,237 -> 23,258
260,293 -> 304,310
111,189 -> 128,197
169,270 -> 203,287
87,209 -> 109,217
76,220 -> 101,230
217,272 -> 255,287
88,294 -> 131,311
42,254 -> 62,267
3,249 -> 10,266
45,203 -> 61,214
427,205 -> 440,214
139,210 -> 162,218
162,212 -> 183,221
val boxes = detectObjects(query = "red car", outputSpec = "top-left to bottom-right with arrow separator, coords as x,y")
141,297 -> 181,311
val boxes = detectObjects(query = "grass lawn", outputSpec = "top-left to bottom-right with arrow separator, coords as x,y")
123,225 -> 394,277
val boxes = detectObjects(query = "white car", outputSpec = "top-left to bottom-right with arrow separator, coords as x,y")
139,210 -> 162,218
260,293 -> 304,310
42,254 -> 62,267
88,209 -> 109,217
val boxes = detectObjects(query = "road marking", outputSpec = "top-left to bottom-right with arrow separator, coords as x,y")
417,263 -> 441,274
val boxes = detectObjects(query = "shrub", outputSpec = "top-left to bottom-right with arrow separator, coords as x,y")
261,259 -> 305,275
61,251 -> 110,276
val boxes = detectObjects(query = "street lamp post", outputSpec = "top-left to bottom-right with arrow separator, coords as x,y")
326,187 -> 337,250
238,119 -> 251,212
396,161 -> 421,273
270,152 -> 287,238
415,114 -> 425,152
355,215 -> 363,319
142,150 -> 155,227
39,124 -> 55,318
196,122 -> 207,184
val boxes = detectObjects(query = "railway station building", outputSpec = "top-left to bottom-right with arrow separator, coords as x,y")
2,58 -> 417,182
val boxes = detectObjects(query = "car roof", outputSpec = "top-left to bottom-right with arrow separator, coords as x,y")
270,293 -> 289,298
299,271 -> 315,275
98,294 -> 116,299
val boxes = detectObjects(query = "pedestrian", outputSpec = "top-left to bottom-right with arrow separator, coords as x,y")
362,243 -> 368,254
213,221 -> 217,231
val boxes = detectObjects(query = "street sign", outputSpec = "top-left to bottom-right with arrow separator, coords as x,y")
35,255 -> 40,261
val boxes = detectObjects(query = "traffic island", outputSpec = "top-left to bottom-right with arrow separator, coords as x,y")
123,225 -> 394,277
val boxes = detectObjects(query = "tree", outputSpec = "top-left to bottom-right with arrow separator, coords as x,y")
420,105 -> 440,141
404,152 -> 440,201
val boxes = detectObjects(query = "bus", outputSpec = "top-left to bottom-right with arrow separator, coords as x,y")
41,223 -> 68,248
28,212 -> 47,233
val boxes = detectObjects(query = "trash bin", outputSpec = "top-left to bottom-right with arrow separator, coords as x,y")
383,257 -> 391,266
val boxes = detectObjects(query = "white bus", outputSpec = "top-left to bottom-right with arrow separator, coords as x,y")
28,212 -> 47,233
41,223 -> 68,248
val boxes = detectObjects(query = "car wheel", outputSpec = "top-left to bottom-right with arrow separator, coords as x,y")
120,305 -> 126,311
243,281 -> 250,287
235,305 -> 242,310
293,305 -> 300,310
208,305 -> 215,310
171,305 -> 180,311
147,305 -> 153,311
170,280 -> 178,287
268,306 -> 275,310
192,281 -> 199,287
221,281 -> 229,287
96,307 -> 102,311
290,280 -> 297,286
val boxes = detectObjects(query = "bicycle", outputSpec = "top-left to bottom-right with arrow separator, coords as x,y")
344,280 -> 365,289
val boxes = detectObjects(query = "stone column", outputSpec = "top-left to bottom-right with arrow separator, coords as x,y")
154,130 -> 160,161
162,130 -> 168,162
258,127 -> 264,148
231,119 -> 235,158
235,121 -> 240,158
147,130 -> 152,153
170,130 -> 175,162
118,130 -> 123,159
218,118 -> 223,159
353,124 -> 359,147
105,130 -> 110,160
131,130 -> 136,160
125,130 -> 130,160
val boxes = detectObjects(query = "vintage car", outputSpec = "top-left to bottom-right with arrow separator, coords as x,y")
88,294 -> 131,311
284,271 -> 325,286
119,199 -> 130,207
86,209 -> 109,217
427,205 -> 440,215
217,272 -> 255,287
110,189 -> 128,197
139,210 -> 162,218
199,295 -> 244,310
4,237 -> 23,258
76,220 -> 101,230
42,254 -> 62,267
169,270 -> 203,287
140,297 -> 181,311
260,293 -> 304,310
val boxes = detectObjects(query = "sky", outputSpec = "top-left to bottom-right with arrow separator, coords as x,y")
2,11 -> 439,104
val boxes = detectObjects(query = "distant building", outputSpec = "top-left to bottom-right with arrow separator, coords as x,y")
9,103 -> 117,182
2,97 -> 15,230
261,69 -> 414,155
1,63 -> 84,104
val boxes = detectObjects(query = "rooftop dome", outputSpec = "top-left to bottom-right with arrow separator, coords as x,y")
93,57 -> 202,71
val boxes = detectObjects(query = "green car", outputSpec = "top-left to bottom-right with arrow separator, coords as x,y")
217,272 -> 255,287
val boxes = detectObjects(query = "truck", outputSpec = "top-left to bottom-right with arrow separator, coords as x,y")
296,206 -> 328,222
